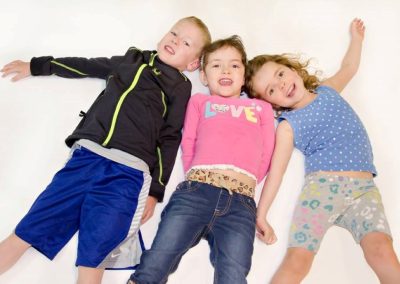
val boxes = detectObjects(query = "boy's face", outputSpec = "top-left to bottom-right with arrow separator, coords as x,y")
157,20 -> 204,72
200,46 -> 245,99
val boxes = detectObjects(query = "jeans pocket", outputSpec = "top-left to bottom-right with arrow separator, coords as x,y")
238,195 -> 257,218
173,181 -> 201,194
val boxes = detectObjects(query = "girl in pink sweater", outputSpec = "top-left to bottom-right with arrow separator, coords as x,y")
128,35 -> 275,284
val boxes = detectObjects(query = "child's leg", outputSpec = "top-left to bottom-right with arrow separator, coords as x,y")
77,266 -> 104,284
206,193 -> 256,284
360,232 -> 400,284
271,173 -> 343,283
337,182 -> 399,283
271,247 -> 314,284
0,233 -> 31,274
129,181 -> 220,283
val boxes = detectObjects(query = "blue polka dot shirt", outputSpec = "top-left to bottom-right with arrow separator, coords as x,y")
278,85 -> 377,176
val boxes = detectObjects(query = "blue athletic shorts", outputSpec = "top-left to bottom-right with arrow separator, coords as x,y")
15,146 -> 151,269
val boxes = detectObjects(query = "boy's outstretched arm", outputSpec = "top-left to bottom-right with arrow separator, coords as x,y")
1,60 -> 30,81
2,55 -> 126,81
256,120 -> 294,245
323,18 -> 365,93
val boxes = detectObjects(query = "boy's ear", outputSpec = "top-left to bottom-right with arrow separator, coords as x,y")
186,58 -> 200,72
199,69 -> 208,86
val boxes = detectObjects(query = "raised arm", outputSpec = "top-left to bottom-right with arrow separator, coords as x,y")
256,120 -> 294,245
322,18 -> 365,93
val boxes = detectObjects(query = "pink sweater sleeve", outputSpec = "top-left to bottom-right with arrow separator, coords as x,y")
257,102 -> 276,181
181,95 -> 201,173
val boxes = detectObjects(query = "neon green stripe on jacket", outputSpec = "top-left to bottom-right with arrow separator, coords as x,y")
157,147 -> 165,186
51,60 -> 88,76
102,63 -> 147,146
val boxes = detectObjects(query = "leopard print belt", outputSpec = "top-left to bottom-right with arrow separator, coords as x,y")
186,169 -> 255,198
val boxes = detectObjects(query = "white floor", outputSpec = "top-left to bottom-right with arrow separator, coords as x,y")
1,0 -> 399,283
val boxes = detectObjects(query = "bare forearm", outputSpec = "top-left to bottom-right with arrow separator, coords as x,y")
257,121 -> 294,219
340,37 -> 363,77
322,18 -> 365,93
257,174 -> 283,218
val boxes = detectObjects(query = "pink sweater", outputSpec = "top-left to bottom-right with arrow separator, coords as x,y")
181,94 -> 275,183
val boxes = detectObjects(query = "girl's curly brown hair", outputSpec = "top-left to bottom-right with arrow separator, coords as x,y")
245,54 -> 321,104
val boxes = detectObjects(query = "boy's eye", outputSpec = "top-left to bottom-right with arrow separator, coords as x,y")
269,88 -> 274,95
183,41 -> 190,47
278,71 -> 284,77
170,31 -> 177,36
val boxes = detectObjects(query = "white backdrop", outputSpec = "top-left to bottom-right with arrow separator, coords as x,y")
0,0 -> 399,283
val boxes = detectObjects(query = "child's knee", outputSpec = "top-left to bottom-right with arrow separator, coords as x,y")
361,232 -> 395,263
285,248 -> 314,270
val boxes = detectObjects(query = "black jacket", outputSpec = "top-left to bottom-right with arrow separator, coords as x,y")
31,47 -> 192,201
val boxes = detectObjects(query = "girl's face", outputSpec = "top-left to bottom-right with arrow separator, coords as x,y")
252,61 -> 312,109
200,46 -> 245,99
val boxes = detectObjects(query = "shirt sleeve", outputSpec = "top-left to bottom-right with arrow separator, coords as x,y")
257,101 -> 276,181
148,81 -> 192,202
30,54 -> 125,80
181,94 -> 201,173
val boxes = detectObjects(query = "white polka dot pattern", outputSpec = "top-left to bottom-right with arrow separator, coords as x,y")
278,85 -> 377,176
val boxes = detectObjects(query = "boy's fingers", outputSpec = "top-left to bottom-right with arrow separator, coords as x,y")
2,69 -> 15,77
2,66 -> 20,76
11,75 -> 21,82
12,73 -> 27,82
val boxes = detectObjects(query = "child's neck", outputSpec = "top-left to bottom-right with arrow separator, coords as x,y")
292,90 -> 317,109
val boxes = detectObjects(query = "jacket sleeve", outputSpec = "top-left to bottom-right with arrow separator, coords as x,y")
149,81 -> 192,202
181,95 -> 200,173
30,55 -> 125,80
257,101 -> 276,181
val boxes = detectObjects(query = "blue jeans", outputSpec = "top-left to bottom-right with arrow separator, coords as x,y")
130,181 -> 257,284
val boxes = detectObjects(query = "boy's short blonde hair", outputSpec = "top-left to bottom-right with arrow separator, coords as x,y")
179,16 -> 212,54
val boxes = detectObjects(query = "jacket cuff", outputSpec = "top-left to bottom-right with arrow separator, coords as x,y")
30,56 -> 53,76
148,181 -> 165,202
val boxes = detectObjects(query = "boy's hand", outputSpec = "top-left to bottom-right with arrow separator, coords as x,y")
351,18 -> 365,42
1,60 -> 31,81
140,195 -> 158,224
256,217 -> 277,245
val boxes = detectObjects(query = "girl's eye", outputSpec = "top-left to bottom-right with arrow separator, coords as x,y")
170,31 -> 177,36
232,64 -> 240,68
212,64 -> 220,68
183,41 -> 190,47
278,71 -> 284,77
269,88 -> 274,95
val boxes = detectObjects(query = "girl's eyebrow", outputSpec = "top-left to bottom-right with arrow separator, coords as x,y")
209,58 -> 241,63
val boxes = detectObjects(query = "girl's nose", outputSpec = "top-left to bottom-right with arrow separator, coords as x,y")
222,66 -> 230,74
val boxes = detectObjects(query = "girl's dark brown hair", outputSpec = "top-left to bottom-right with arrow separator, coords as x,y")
201,35 -> 247,70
